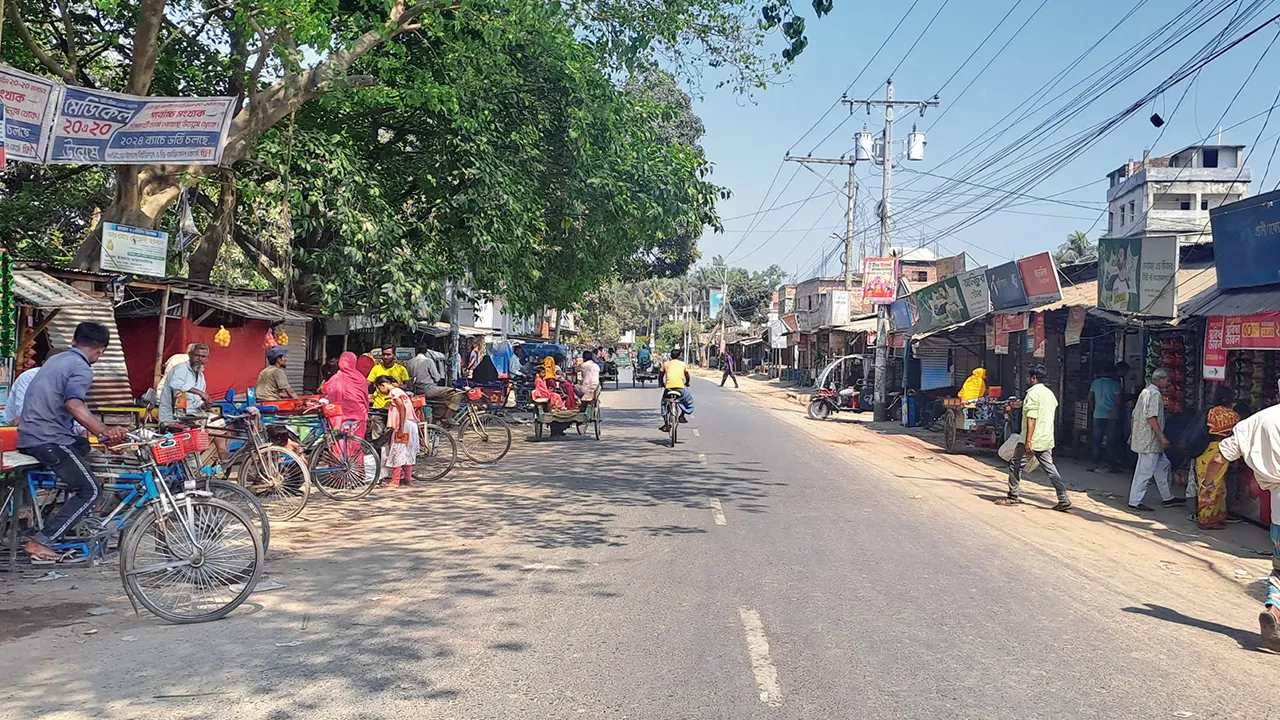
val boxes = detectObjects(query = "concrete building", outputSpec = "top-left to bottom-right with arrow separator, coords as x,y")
1106,144 -> 1251,244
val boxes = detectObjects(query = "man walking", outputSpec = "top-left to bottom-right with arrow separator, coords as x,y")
1127,368 -> 1185,512
1087,362 -> 1126,472
996,365 -> 1071,511
719,350 -> 739,388
19,322 -> 126,562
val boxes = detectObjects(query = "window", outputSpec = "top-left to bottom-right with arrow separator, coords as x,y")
1129,200 -> 1135,216
1109,211 -> 1114,231
912,271 -> 929,282
1180,200 -> 1191,211
1203,149 -> 1219,168
1120,208 -> 1126,226
1201,199 -> 1209,211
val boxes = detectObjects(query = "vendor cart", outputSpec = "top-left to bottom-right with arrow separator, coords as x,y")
633,363 -> 659,387
941,396 -> 1019,454
532,393 -> 601,441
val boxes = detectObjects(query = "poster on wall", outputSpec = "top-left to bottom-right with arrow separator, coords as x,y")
1098,235 -> 1179,316
1032,312 -> 1046,358
985,261 -> 1028,310
0,65 -> 60,163
993,317 -> 1009,355
1065,306 -> 1086,346
912,277 -> 967,331
956,267 -> 991,316
862,258 -> 899,304
47,87 -> 235,165
100,222 -> 168,276
936,253 -> 966,280
1203,315 -> 1227,380
1017,252 -> 1062,306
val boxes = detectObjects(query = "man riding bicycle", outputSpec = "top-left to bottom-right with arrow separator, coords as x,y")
658,348 -> 694,432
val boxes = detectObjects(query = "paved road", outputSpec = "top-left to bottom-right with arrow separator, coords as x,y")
2,374 -> 1278,718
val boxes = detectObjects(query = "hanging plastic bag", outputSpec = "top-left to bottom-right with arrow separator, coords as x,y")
997,433 -> 1040,473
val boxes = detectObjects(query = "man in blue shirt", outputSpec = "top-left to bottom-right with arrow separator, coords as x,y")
19,322 -> 125,562
1087,362 -> 1128,472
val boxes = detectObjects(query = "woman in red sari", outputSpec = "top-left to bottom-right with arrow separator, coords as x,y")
321,352 -> 371,438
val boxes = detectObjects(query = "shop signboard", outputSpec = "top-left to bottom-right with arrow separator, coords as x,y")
862,257 -> 898,304
936,253 -> 966,280
1065,306 -> 1085,346
1017,252 -> 1061,306
912,277 -> 967,332
1097,235 -> 1179,317
848,287 -> 869,315
889,298 -> 914,330
48,87 -> 235,165
709,289 -> 724,320
986,261 -> 1028,310
956,267 -> 990,316
1031,312 -> 1046,358
0,66 -> 60,163
1203,315 -> 1227,380
1209,188 -> 1280,290
100,222 -> 168,276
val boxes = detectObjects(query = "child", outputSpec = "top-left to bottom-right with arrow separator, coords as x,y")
375,376 -> 419,486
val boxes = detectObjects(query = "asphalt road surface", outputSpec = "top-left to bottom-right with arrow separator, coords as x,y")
2,373 -> 1276,719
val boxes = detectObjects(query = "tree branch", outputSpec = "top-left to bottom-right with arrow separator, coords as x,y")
6,4 -> 76,84
126,0 -> 167,95
56,0 -> 79,76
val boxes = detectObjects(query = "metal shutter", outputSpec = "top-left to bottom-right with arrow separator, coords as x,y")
280,321 -> 309,393
916,343 -> 952,391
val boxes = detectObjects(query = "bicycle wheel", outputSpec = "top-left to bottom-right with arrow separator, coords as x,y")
231,446 -> 310,521
206,479 -> 270,551
670,415 -> 678,447
457,414 -> 512,464
119,497 -> 263,624
309,434 -> 379,501
415,424 -> 457,482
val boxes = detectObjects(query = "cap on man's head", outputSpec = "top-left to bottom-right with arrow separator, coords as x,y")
267,346 -> 288,364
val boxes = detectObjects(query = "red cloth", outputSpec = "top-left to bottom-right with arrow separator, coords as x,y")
321,352 -> 370,438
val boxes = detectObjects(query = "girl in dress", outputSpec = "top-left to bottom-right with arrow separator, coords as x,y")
374,376 -> 419,487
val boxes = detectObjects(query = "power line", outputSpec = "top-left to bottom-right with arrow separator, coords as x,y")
930,0 -> 1027,99
888,0 -> 953,79
718,190 -> 840,222
732,170 -> 837,263
721,164 -> 801,259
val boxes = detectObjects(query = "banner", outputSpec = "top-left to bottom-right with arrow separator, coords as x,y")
1215,313 -> 1280,350
1017,252 -> 1062,306
0,65 -> 60,163
986,261 -> 1028,310
985,320 -> 995,350
993,317 -> 1009,355
956,267 -> 990,317
1065,306 -> 1085,346
889,298 -> 914,330
1001,312 -> 1028,333
1203,315 -> 1227,380
1209,188 -> 1280,291
913,277 -> 967,331
709,289 -> 724,320
1032,312 -> 1046,358
100,222 -> 168,276
48,87 -> 235,165
0,100 -> 6,170
936,253 -> 966,280
862,257 -> 898,304
1097,235 -> 1179,317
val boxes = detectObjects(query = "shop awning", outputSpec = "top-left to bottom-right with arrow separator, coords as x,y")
13,270 -> 104,309
737,337 -> 765,346
910,314 -> 987,341
834,315 -> 879,334
419,321 -> 493,338
186,292 -> 312,322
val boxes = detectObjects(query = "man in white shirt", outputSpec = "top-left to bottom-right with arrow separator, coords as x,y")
159,343 -> 211,424
1202,394 -> 1280,651
4,365 -> 42,425
1127,368 -> 1184,511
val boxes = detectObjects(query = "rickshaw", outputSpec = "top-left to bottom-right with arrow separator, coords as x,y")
941,392 -> 1020,454
532,388 -> 602,441
807,355 -> 904,421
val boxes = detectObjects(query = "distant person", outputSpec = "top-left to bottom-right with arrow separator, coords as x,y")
1087,362 -> 1126,472
637,346 -> 652,372
578,350 -> 601,402
256,347 -> 297,401
720,350 -> 739,388
1127,368 -> 1183,512
996,364 -> 1071,512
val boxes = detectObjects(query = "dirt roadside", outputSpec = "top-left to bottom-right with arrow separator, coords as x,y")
698,368 -> 1277,643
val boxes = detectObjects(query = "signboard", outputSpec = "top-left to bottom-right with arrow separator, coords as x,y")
1214,313 -> 1280,350
913,277 -> 967,331
993,317 -> 1009,355
956,267 -> 990,317
848,287 -> 870,316
1203,315 -> 1227,380
986,261 -> 1028,311
936,253 -> 966,280
1031,312 -> 1046,358
1017,252 -> 1061,306
862,257 -> 898,304
818,290 -> 851,326
889,298 -> 914,331
100,222 -> 168,276
1209,188 -> 1280,290
0,100 -> 6,170
708,289 -> 724,320
0,66 -> 60,163
48,87 -> 235,165
1066,306 -> 1085,346
1098,235 -> 1179,317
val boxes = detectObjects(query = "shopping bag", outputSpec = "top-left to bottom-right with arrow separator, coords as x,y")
998,433 -> 1021,461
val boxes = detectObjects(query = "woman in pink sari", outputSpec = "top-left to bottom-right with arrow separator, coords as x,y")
321,352 -> 371,438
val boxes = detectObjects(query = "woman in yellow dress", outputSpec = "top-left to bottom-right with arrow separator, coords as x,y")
1195,387 -> 1240,529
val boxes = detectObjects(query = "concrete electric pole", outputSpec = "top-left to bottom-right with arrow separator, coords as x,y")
781,155 -> 858,291
845,80 -> 938,422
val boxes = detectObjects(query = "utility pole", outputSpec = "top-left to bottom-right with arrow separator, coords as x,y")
845,80 -> 938,422
782,154 -> 857,291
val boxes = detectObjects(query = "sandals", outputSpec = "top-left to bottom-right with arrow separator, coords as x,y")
994,497 -> 1023,506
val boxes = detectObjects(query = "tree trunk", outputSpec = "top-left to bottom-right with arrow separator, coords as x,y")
72,166 -> 184,269
188,170 -> 237,281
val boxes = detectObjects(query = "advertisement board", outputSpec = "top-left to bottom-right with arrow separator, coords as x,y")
936,253 -> 966,280
956,267 -> 990,317
100,222 -> 168,276
913,277 -> 967,331
889,298 -> 914,331
0,66 -> 60,163
1098,235 -> 1179,317
1017,252 -> 1062,306
1066,306 -> 1085,346
1203,315 -> 1227,380
48,87 -> 235,165
1209,188 -> 1280,290
709,289 -> 724,320
862,257 -> 899,304
985,261 -> 1028,311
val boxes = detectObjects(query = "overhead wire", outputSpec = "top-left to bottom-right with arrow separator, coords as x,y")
732,169 -> 838,263
887,0 -> 953,80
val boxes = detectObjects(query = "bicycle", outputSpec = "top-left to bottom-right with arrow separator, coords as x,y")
209,409 -> 312,521
267,399 -> 379,501
411,396 -> 458,482
661,390 -> 684,447
2,432 -> 264,623
449,391 -> 512,464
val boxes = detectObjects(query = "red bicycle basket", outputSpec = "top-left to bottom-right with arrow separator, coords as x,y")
410,395 -> 426,408
322,403 -> 343,418
179,429 -> 211,454
467,387 -> 483,401
151,438 -> 185,464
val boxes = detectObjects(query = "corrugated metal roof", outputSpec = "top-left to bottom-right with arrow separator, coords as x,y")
835,316 -> 880,333
44,304 -> 134,406
419,321 -> 492,337
186,292 -> 312,322
13,270 -> 104,309
1170,270 -> 1280,318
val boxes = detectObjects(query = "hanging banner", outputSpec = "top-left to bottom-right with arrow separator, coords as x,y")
100,222 -> 168,276
1017,252 -> 1062,306
985,320 -> 995,350
889,298 -> 914,330
1032,312 -> 1046,358
913,277 -> 968,331
0,65 -> 60,164
862,258 -> 899,304
1001,312 -> 1028,333
848,287 -> 871,315
1097,235 -> 1179,317
956,267 -> 991,317
1203,315 -> 1227,380
47,87 -> 235,165
1065,306 -> 1086,346
936,253 -> 966,281
986,261 -> 1028,311
993,317 -> 1009,355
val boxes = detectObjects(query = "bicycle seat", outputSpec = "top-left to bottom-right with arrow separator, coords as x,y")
664,389 -> 683,398
2,451 -> 41,470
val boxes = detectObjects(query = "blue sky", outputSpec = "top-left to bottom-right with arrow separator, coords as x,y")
692,0 -> 1280,278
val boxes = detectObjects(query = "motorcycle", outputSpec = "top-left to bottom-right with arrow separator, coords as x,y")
806,354 -> 903,421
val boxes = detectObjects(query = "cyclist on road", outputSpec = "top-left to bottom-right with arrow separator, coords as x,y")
658,348 -> 694,432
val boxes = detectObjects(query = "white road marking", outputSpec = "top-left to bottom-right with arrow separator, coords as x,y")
738,607 -> 781,706
709,497 -> 727,525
